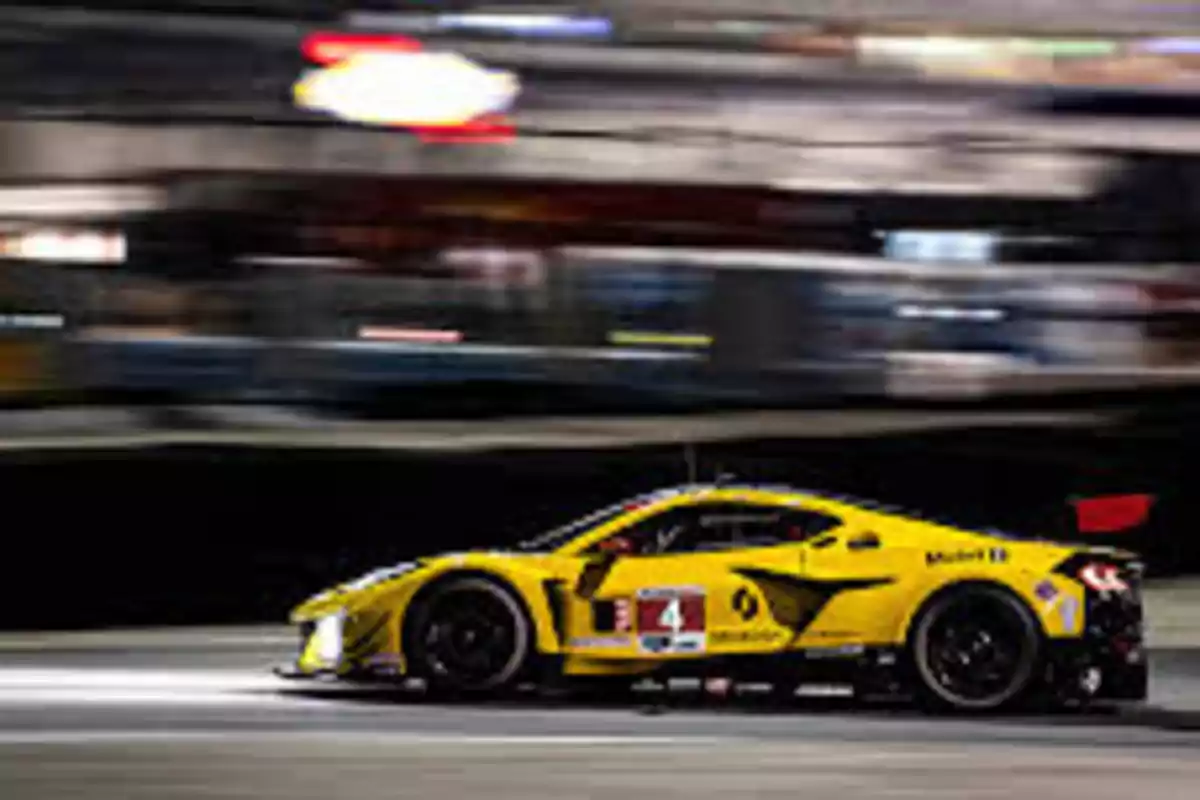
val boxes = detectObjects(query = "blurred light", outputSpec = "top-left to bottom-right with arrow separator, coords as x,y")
412,114 -> 516,144
883,231 -> 995,264
0,185 -> 162,218
344,12 -> 441,34
434,14 -> 613,38
608,331 -> 712,348
661,19 -> 780,36
78,326 -> 189,341
293,49 -> 519,141
358,326 -> 463,343
856,35 -> 1121,83
0,229 -> 125,263
1135,37 -> 1200,54
894,305 -> 1005,321
301,32 -> 422,65
237,255 -> 364,269
860,36 -> 1118,61
0,313 -> 64,329
763,31 -> 855,57
857,35 -> 1007,63
1139,282 -> 1200,313
1012,39 -> 1119,57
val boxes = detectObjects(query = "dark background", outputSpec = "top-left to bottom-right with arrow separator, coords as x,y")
1,413 -> 1188,631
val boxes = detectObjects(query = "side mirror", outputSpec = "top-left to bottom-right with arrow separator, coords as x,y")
596,536 -> 635,556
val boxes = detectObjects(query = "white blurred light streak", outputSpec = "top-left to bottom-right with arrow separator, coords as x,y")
358,326 -> 463,343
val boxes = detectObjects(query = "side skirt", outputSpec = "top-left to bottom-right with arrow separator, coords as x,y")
560,646 -> 910,698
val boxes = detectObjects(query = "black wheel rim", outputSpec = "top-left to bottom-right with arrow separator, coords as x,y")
923,595 -> 1031,705
419,588 -> 520,687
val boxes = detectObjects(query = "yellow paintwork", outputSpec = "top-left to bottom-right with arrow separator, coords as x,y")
286,485 -> 1117,679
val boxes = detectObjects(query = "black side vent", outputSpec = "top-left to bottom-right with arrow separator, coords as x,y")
591,600 -> 617,632
542,580 -> 566,645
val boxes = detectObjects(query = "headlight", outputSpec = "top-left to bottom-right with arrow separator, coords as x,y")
313,611 -> 345,664
344,562 -> 419,591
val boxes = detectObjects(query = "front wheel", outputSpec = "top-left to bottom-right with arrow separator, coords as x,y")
909,584 -> 1041,712
404,576 -> 533,695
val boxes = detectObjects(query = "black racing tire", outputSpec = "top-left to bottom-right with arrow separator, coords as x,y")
403,575 -> 533,695
908,583 -> 1042,713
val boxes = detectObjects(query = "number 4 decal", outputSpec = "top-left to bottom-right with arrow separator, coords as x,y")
658,598 -> 683,631
636,587 -> 706,654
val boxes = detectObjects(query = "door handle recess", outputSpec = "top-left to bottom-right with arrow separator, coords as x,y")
847,533 -> 880,551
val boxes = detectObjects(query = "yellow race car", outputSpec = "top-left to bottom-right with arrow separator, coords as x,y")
278,482 -> 1146,712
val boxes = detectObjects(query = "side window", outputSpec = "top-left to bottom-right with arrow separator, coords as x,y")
591,503 -> 844,555
590,506 -> 697,556
689,504 -> 790,551
779,509 -> 843,542
685,505 -> 840,550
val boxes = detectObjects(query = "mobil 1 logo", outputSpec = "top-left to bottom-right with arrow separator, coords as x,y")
926,547 -> 1008,567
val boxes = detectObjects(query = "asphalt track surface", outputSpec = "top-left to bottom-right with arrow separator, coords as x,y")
2,635 -> 1200,799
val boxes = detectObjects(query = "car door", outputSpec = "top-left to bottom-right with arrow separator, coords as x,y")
563,498 -> 820,659
794,509 -> 913,648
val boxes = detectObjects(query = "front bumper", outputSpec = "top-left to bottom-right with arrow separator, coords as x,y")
273,662 -> 339,680
276,614 -> 407,682
274,615 -> 350,679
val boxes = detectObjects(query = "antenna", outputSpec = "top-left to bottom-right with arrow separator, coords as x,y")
684,442 -> 697,484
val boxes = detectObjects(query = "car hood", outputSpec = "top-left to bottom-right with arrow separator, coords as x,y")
288,550 -> 546,622
289,559 -> 426,621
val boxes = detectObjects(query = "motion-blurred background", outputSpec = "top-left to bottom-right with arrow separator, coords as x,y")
0,0 -> 1198,629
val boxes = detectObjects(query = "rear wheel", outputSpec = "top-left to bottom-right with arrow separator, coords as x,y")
405,576 -> 532,694
910,585 -> 1041,712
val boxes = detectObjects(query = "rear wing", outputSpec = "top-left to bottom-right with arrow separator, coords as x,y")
1069,494 -> 1155,535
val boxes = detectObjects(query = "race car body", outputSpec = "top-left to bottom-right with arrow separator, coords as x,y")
279,483 -> 1146,711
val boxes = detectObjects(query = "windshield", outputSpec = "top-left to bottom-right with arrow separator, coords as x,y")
516,495 -> 651,552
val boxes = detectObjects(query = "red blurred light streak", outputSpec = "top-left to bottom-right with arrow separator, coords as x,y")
410,114 -> 516,143
302,32 -> 423,65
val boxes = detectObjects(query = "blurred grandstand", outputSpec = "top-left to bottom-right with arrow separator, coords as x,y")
0,0 -> 1195,410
